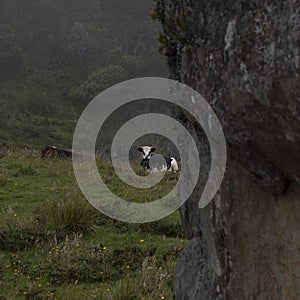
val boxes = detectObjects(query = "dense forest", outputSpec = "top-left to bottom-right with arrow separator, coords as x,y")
0,0 -> 167,149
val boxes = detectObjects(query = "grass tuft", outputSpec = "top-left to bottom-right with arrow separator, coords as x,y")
34,195 -> 97,236
0,213 -> 49,251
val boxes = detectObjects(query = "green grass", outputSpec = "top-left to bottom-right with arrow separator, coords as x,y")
0,87 -> 80,149
0,151 -> 186,299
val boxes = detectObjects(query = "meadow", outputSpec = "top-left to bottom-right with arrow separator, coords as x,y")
0,150 -> 186,299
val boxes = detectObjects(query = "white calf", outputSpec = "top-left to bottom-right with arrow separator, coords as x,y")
138,146 -> 179,172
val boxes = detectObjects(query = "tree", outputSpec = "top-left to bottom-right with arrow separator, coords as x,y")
73,64 -> 128,103
67,22 -> 90,66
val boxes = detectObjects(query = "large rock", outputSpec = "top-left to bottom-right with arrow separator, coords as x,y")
153,0 -> 300,299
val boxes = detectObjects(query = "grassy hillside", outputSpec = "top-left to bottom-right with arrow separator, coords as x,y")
0,151 -> 185,299
0,0 -> 167,150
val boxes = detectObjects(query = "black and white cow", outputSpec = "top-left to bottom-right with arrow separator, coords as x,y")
138,146 -> 179,172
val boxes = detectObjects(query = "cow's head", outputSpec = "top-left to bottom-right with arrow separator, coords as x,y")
138,146 -> 156,160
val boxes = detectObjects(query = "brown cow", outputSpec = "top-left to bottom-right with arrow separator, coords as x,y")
41,146 -> 83,162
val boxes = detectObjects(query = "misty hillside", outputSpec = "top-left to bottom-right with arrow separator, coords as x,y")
0,0 -> 167,149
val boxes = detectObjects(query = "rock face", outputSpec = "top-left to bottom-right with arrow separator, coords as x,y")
153,0 -> 300,299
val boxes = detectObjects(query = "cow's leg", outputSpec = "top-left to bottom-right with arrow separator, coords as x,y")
170,157 -> 179,172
